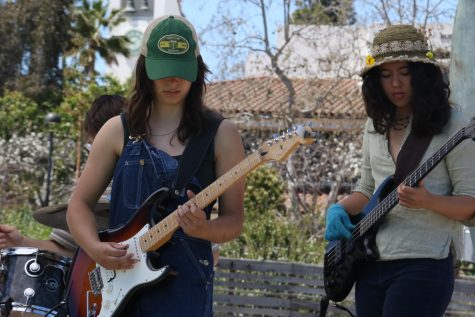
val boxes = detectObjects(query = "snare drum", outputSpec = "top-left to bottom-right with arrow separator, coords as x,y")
0,248 -> 71,316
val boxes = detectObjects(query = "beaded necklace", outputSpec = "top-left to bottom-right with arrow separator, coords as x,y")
392,116 -> 411,131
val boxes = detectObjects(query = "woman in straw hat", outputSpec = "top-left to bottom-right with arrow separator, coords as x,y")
67,15 -> 245,316
325,24 -> 475,316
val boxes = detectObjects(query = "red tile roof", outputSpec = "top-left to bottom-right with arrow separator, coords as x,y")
205,77 -> 366,120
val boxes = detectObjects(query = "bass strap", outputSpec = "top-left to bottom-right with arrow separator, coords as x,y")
393,129 -> 433,184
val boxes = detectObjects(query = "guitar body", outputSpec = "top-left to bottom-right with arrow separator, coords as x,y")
67,187 -> 173,317
323,176 -> 397,302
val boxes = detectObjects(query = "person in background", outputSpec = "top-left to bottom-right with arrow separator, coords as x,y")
0,94 -> 126,258
324,25 -> 475,317
67,15 -> 245,316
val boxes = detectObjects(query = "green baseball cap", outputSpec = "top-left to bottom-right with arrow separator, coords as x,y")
140,15 -> 200,82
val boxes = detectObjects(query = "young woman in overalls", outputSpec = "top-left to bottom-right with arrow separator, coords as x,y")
67,15 -> 245,316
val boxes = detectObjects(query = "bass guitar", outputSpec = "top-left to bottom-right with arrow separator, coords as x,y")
67,125 -> 315,317
323,119 -> 475,302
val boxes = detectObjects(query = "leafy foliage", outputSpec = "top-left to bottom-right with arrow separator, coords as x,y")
66,0 -> 130,78
0,91 -> 43,139
0,0 -> 74,103
59,76 -> 128,137
0,75 -> 128,217
0,205 -> 51,240
221,165 -> 326,264
292,0 -> 356,25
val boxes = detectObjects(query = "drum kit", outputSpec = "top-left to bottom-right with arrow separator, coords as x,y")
0,203 -> 109,317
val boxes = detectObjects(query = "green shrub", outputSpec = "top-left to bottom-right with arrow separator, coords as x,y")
221,165 -> 325,264
0,205 -> 51,240
0,91 -> 42,139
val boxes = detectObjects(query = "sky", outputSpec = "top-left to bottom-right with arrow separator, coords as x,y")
179,0 -> 457,80
97,0 -> 458,80
181,0 -> 288,80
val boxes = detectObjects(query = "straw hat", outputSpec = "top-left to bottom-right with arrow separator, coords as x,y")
360,24 -> 440,76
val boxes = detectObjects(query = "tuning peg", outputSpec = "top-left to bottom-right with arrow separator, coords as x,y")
296,125 -> 305,136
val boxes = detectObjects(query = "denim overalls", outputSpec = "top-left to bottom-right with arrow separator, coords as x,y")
110,137 -> 215,316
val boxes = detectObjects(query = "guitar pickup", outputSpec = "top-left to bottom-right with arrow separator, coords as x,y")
88,267 -> 104,295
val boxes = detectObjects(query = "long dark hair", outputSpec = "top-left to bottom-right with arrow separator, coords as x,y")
361,62 -> 451,136
127,55 -> 211,143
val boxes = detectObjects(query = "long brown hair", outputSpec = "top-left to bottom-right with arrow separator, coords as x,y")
127,55 -> 211,143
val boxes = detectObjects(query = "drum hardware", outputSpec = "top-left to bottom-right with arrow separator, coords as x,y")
0,296 -> 12,317
25,259 -> 42,277
0,247 -> 71,316
23,288 -> 35,306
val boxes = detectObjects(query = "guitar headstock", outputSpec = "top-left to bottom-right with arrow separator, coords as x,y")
258,124 -> 316,163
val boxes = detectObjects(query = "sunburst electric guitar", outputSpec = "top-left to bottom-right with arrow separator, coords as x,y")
67,125 -> 315,317
323,119 -> 475,302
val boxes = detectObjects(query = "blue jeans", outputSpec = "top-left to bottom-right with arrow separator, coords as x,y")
355,254 -> 454,317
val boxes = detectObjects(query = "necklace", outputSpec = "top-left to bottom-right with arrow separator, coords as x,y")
149,128 -> 177,137
392,116 -> 411,131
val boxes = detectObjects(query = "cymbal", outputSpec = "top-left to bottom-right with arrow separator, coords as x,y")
33,202 -> 110,231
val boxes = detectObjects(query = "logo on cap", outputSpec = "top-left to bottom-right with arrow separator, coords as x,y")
157,34 -> 189,55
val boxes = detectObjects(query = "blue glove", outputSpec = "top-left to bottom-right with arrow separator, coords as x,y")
324,203 -> 355,241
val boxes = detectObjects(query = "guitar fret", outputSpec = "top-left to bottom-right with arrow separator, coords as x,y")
246,155 -> 253,173
195,192 -> 203,209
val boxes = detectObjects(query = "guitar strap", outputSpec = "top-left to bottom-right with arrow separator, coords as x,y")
171,112 -> 224,199
393,129 -> 433,184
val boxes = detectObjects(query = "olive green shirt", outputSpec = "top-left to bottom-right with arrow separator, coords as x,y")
354,109 -> 475,260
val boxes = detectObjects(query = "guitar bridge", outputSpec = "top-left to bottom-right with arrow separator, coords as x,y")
88,267 -> 103,295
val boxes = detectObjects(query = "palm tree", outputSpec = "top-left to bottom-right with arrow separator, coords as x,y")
67,0 -> 130,78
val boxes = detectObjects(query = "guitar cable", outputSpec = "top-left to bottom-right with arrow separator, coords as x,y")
319,295 -> 329,317
318,295 -> 355,317
43,300 -> 67,316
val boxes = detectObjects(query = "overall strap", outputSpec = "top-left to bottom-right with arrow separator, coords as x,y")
172,112 -> 225,198
120,112 -> 130,152
393,130 -> 432,184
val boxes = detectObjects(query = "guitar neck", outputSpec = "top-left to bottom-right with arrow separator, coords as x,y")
359,129 -> 468,235
139,151 -> 263,252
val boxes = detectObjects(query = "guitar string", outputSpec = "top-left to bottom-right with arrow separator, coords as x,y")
325,126 -> 469,265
